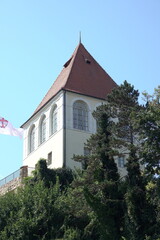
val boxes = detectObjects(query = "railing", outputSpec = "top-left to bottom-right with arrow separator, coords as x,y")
0,166 -> 35,187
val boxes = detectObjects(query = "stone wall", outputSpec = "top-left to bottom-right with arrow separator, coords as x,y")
0,177 -> 22,195
0,166 -> 30,195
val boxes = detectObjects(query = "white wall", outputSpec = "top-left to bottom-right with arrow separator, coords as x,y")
66,91 -> 104,132
22,90 -> 128,175
65,129 -> 91,169
65,91 -> 105,169
23,130 -> 64,168
22,91 -> 64,168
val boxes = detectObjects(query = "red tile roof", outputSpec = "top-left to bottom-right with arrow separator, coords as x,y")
22,43 -> 117,126
34,43 -> 117,115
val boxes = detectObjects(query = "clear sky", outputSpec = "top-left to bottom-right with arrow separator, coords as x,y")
0,0 -> 160,179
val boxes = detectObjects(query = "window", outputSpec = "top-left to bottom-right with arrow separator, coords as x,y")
47,152 -> 52,166
73,100 -> 88,131
29,125 -> 35,153
40,116 -> 46,144
84,147 -> 90,156
50,106 -> 57,135
118,156 -> 125,168
82,147 -> 90,169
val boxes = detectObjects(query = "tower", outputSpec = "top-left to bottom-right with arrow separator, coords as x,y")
21,43 -> 117,169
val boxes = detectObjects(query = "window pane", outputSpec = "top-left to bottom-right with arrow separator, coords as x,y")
52,112 -> 57,134
82,147 -> 90,169
73,101 -> 88,131
51,107 -> 57,135
41,117 -> 46,143
118,157 -> 125,168
30,126 -> 35,153
84,147 -> 90,156
47,152 -> 52,166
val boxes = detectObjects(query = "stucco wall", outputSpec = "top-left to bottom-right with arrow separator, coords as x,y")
23,130 -> 64,168
22,90 -> 105,169
64,92 -> 105,169
22,91 -> 64,168
65,91 -> 105,132
22,90 -> 128,175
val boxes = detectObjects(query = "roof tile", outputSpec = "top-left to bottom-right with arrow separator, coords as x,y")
34,43 -> 117,115
22,43 -> 117,126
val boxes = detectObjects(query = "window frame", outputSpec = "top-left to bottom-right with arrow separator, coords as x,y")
29,125 -> 35,154
39,115 -> 46,144
73,100 -> 89,131
47,152 -> 52,166
118,156 -> 125,168
50,105 -> 57,136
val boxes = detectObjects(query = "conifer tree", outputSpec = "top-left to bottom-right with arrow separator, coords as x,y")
136,86 -> 160,239
106,81 -> 152,239
138,86 -> 160,177
74,104 -> 125,240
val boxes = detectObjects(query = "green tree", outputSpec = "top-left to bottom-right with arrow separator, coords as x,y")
0,180 -> 64,240
31,159 -> 74,189
136,86 -> 160,239
106,81 -> 154,239
138,86 -> 160,177
74,104 -> 125,240
0,191 -> 21,236
0,160 -> 74,240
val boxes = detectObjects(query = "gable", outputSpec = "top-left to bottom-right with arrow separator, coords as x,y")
22,43 -> 117,127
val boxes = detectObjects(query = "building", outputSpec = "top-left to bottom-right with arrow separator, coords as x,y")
21,42 -> 120,170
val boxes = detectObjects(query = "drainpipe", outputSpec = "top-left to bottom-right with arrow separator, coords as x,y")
63,90 -> 66,168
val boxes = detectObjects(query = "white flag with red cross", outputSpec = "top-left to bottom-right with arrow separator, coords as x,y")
0,117 -> 23,139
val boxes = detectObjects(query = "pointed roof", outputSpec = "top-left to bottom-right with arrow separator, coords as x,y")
34,43 -> 117,115
22,43 -> 118,127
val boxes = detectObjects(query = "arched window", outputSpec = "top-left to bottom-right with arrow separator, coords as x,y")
73,100 -> 88,131
50,105 -> 57,135
40,115 -> 46,144
29,125 -> 35,153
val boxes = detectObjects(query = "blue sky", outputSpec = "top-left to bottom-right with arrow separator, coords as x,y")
0,0 -> 160,179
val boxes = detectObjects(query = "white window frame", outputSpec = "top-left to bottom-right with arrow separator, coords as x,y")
40,115 -> 46,144
29,125 -> 35,154
73,100 -> 88,131
50,105 -> 57,135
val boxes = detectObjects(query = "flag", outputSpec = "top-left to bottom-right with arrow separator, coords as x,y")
0,117 -> 23,139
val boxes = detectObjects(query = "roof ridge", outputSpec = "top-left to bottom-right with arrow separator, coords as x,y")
62,43 -> 82,90
33,44 -> 81,114
22,43 -> 118,127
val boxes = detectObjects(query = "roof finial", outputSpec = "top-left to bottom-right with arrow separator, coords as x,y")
79,31 -> 81,44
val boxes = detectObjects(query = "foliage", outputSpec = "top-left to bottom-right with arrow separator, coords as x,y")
0,160 -> 74,240
74,103 -> 125,240
0,83 -> 160,239
31,159 -> 74,189
138,86 -> 160,177
0,180 -> 64,240
106,81 -> 157,239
